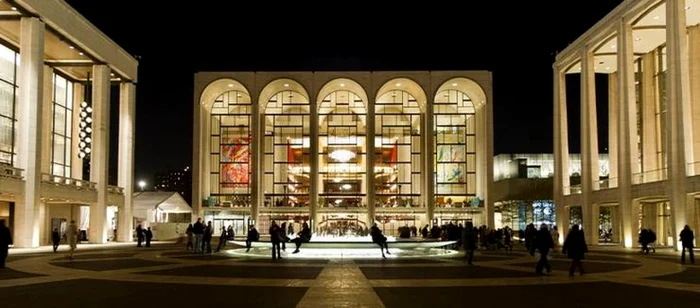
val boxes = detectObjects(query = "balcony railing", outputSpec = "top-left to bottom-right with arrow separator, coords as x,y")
632,168 -> 667,184
108,185 -> 125,195
597,177 -> 618,190
688,161 -> 700,176
41,173 -> 96,190
0,164 -> 23,179
564,184 -> 582,195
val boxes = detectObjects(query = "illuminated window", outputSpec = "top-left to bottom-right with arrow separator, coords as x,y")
375,90 -> 421,208
210,90 -> 251,207
263,90 -> 310,207
318,90 -> 366,208
0,44 -> 17,165
51,73 -> 73,177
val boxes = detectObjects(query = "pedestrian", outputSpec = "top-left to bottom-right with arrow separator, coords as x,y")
145,227 -> 153,247
462,222 -> 478,265
550,225 -> 559,249
291,222 -> 312,254
530,223 -> 554,275
280,222 -> 289,251
562,224 -> 588,276
370,223 -> 390,259
269,221 -> 282,260
51,228 -> 61,253
67,220 -> 78,260
136,224 -> 144,247
680,225 -> 695,264
246,225 -> 259,252
216,227 -> 227,252
193,218 -> 204,253
202,221 -> 213,254
0,220 -> 11,268
185,224 -> 193,251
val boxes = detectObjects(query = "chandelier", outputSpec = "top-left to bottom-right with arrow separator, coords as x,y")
329,149 -> 355,162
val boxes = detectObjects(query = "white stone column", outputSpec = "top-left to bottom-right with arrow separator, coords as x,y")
618,19 -> 640,248
71,83 -> 84,179
14,17 -> 45,248
250,98 -> 260,225
425,96 -> 435,225
580,47 -> 600,245
117,82 -> 135,242
666,0 -> 694,250
191,96 -> 202,220
688,25 -> 700,174
642,52 -> 659,174
475,90 -> 494,228
89,65 -> 110,244
366,96 -> 376,225
553,64 -> 570,239
41,66 -> 53,175
310,97 -> 319,230
608,73 -> 618,184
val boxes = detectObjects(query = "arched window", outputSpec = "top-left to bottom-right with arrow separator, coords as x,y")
318,90 -> 366,208
210,90 -> 252,207
375,90 -> 421,208
434,89 -> 476,207
263,90 -> 311,207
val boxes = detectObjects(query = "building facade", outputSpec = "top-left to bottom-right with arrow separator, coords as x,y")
193,71 -> 493,236
0,1 -> 137,247
554,0 -> 700,249
155,167 -> 192,205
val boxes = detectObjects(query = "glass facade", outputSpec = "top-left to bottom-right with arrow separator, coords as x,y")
263,90 -> 310,207
433,89 -> 476,208
654,45 -> 667,170
318,90 -> 367,208
52,73 -> 73,177
375,90 -> 422,208
0,44 -> 17,165
209,90 -> 252,207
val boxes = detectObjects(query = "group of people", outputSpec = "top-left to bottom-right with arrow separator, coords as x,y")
134,224 -> 153,248
267,221 -> 311,259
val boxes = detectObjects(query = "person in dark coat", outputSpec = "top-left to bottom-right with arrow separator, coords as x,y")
269,221 -> 282,260
370,223 -> 390,259
136,224 -> 144,247
0,220 -> 11,268
462,222 -> 478,265
680,225 -> 695,264
530,223 -> 554,275
246,225 -> 259,252
562,224 -> 588,276
202,222 -> 213,254
51,228 -> 61,253
192,218 -> 204,253
216,227 -> 227,252
291,222 -> 311,254
145,227 -> 153,247
280,222 -> 290,251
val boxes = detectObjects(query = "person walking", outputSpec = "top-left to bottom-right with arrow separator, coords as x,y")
370,223 -> 391,259
462,222 -> 478,265
269,221 -> 282,260
246,225 -> 259,252
185,224 -> 193,251
145,227 -> 153,247
680,225 -> 695,264
550,225 -> 560,249
0,220 -> 11,268
216,227 -> 227,252
530,223 -> 554,275
51,228 -> 61,253
193,218 -> 204,253
562,224 -> 588,276
136,224 -> 144,248
67,220 -> 78,260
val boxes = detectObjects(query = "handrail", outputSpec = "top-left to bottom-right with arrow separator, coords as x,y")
564,184 -> 582,195
0,164 -> 23,179
107,185 -> 125,195
688,161 -> 700,176
632,168 -> 667,184
598,177 -> 617,189
41,173 -> 96,190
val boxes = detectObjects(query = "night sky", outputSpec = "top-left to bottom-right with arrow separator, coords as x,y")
64,0 -> 623,186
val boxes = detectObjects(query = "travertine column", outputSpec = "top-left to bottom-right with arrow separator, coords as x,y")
14,17 -> 45,248
117,82 -> 135,242
553,64 -> 570,239
191,93 -> 202,220
310,95 -> 319,230
425,95 -> 435,225
642,52 -> 659,174
618,19 -> 640,247
666,0 -> 694,250
71,83 -> 84,179
580,47 -> 600,245
41,66 -> 53,176
475,83 -> 495,228
250,97 -> 260,226
608,73 -> 618,184
366,96 -> 376,225
689,25 -> 700,174
88,65 -> 110,244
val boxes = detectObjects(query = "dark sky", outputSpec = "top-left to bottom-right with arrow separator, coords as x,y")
65,0 -> 623,186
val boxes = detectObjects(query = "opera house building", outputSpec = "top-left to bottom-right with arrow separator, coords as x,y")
193,71 -> 493,236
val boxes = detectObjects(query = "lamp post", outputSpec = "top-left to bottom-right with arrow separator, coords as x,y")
138,180 -> 146,192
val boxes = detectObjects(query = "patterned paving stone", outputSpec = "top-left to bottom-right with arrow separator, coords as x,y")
360,265 -> 535,279
140,264 -> 323,279
49,259 -> 173,271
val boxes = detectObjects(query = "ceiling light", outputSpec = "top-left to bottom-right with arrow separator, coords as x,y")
451,83 -> 458,86
227,84 -> 233,87
653,15 -> 660,20
329,149 -> 356,162
605,66 -> 610,70
110,73 -> 115,77
635,37 -> 641,41
395,83 -> 401,87
11,7 -> 17,11
340,83 -> 345,87
69,46 -> 74,49
237,94 -> 242,98
79,52 -> 84,55
283,83 -> 289,87
611,44 -> 616,49
342,184 -> 352,190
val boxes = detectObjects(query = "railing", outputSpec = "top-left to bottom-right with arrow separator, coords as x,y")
632,168 -> 667,184
597,177 -> 617,190
564,184 -> 582,195
0,164 -> 23,179
41,173 -> 96,190
108,185 -> 125,195
687,161 -> 700,176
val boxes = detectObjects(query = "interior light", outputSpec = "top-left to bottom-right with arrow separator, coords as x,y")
237,94 -> 242,98
611,44 -> 616,49
451,83 -> 458,86
78,152 -> 85,158
86,117 -> 92,123
342,184 -> 352,190
69,46 -> 75,49
81,102 -> 88,108
339,83 -> 345,87
86,107 -> 92,113
79,132 -> 86,138
85,137 -> 92,143
227,84 -> 233,87
11,7 -> 17,11
110,73 -> 115,77
80,122 -> 87,128
635,37 -> 641,41
329,149 -> 356,162
395,83 -> 401,87
79,52 -> 84,55
79,141 -> 86,148
85,147 -> 91,154
653,15 -> 660,20
283,83 -> 289,87
333,178 -> 343,183
86,127 -> 92,133
80,111 -> 87,118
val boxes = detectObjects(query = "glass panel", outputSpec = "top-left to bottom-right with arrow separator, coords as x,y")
54,107 -> 66,135
0,82 -> 13,117
0,44 -> 16,84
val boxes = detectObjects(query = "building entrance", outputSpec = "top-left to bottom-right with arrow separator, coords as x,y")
317,214 -> 368,237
